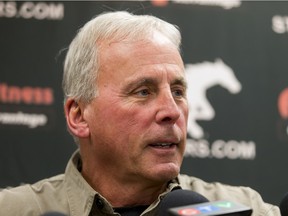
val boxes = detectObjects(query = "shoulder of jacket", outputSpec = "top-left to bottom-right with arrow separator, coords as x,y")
0,174 -> 65,201
31,174 -> 65,191
0,174 -> 66,216
178,174 -> 253,193
177,174 -> 281,216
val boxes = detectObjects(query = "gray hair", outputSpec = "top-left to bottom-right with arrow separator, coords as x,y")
62,11 -> 182,104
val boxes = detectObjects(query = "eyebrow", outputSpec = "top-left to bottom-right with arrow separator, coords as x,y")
171,77 -> 188,89
123,78 -> 157,92
124,76 -> 187,93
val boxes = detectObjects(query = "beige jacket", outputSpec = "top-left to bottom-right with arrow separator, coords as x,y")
0,150 -> 280,216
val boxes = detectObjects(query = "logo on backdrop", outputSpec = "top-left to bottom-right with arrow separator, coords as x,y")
277,87 -> 288,141
185,59 -> 242,139
150,0 -> 241,9
0,82 -> 54,129
272,15 -> 288,34
278,88 -> 288,119
0,1 -> 64,20
184,59 -> 256,160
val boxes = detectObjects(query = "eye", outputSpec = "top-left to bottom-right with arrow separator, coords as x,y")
172,87 -> 186,98
135,88 -> 151,97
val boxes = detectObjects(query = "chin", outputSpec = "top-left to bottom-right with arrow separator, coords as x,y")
150,164 -> 180,182
152,172 -> 179,184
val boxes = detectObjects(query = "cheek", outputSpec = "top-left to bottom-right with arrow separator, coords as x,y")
120,112 -> 153,142
114,101 -> 153,127
91,100 -> 147,136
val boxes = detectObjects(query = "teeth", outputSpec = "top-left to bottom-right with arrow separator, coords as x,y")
155,143 -> 172,147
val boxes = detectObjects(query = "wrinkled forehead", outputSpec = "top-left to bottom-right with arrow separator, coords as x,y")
96,32 -> 185,89
98,31 -> 183,70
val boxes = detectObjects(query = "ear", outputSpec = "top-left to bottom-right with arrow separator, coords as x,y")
64,98 -> 90,138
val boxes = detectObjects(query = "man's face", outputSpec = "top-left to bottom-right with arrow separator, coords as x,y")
83,31 -> 188,184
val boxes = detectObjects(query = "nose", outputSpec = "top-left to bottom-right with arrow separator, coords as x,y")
155,89 -> 181,124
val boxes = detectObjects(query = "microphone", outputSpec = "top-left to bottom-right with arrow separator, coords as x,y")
168,200 -> 252,216
158,189 -> 209,216
280,192 -> 288,216
158,189 -> 252,216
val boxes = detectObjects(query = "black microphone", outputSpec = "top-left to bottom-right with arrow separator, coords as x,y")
158,189 -> 209,216
158,189 -> 252,216
280,192 -> 288,216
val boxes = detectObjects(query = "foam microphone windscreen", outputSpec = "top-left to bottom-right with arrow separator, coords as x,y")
158,189 -> 209,216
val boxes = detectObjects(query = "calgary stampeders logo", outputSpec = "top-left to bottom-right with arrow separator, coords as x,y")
277,87 -> 288,141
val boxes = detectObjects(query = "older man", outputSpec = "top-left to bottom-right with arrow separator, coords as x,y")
0,11 -> 280,216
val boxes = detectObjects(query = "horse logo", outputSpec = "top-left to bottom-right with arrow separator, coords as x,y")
185,59 -> 242,139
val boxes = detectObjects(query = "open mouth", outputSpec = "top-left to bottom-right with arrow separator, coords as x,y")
149,143 -> 176,148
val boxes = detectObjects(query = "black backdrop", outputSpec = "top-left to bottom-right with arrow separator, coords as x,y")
1,1 -> 288,206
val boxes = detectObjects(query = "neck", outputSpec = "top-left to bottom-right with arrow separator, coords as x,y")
80,157 -> 168,207
79,144 -> 171,207
82,169 -> 167,207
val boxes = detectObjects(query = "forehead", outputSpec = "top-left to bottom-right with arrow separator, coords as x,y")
97,32 -> 185,85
